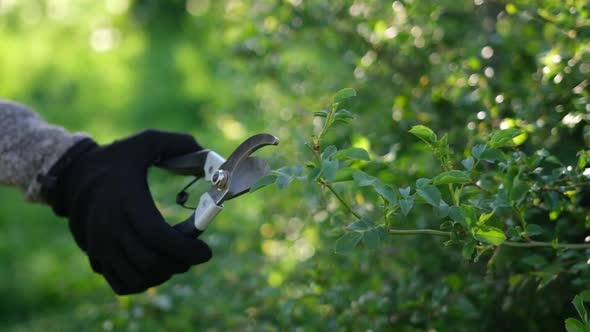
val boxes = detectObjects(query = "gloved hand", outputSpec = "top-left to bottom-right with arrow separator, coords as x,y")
40,130 -> 212,295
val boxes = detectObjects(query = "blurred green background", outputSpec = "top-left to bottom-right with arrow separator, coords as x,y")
1,0 -> 589,331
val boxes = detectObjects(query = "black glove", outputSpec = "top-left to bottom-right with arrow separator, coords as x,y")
40,129 -> 212,295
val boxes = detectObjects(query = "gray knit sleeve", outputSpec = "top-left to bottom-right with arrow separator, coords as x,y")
0,99 -> 89,202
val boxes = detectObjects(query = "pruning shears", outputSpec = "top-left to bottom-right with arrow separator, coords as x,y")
156,133 -> 279,237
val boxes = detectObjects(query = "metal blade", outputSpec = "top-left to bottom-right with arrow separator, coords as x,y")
208,133 -> 279,205
224,156 -> 270,200
220,133 -> 279,174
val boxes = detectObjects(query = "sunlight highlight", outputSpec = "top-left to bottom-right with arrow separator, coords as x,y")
186,0 -> 209,16
0,0 -> 18,15
216,115 -> 246,141
90,27 -> 120,52
106,0 -> 130,15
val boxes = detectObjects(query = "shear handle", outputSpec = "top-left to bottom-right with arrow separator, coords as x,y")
155,150 -> 211,177
173,213 -> 203,237
171,192 -> 223,238
156,150 -> 226,237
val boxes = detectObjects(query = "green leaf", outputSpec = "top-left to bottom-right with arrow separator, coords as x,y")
510,176 -> 528,204
304,160 -> 316,168
249,175 -> 277,193
374,183 -> 398,204
435,201 -> 450,218
409,125 -> 437,144
335,232 -> 362,254
462,241 -> 475,260
274,166 -> 303,177
276,174 -> 295,189
472,144 -> 486,159
573,295 -> 588,323
479,148 -> 506,163
509,273 -> 524,289
334,109 -> 355,122
493,189 -> 511,208
399,187 -> 411,198
438,133 -> 449,147
506,3 -> 518,15
432,170 -> 472,185
336,109 -> 354,118
314,110 -> 330,118
346,218 -> 374,231
536,264 -> 561,289
416,185 -> 442,206
578,151 -> 589,170
400,198 -> 414,216
333,167 -> 356,182
506,227 -> 521,240
525,224 -> 544,237
307,167 -> 323,182
321,145 -> 338,160
415,178 -> 430,188
333,117 -> 352,125
489,128 -> 522,148
273,166 -> 290,176
578,291 -> 590,302
473,226 -> 506,245
462,156 -> 475,171
353,171 -> 376,186
440,220 -> 453,230
478,210 -> 495,225
322,160 -> 339,182
333,88 -> 357,103
522,254 -> 547,267
449,206 -> 466,225
513,132 -> 527,146
363,226 -> 387,250
565,318 -> 587,332
461,205 -> 478,229
474,245 -> 492,263
334,147 -> 370,161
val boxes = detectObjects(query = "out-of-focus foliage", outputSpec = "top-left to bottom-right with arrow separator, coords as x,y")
0,0 -> 589,331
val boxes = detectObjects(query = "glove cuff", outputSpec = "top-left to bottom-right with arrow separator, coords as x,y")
38,138 -> 98,217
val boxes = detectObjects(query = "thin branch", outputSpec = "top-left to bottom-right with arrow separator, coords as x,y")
541,182 -> 590,192
501,240 -> 590,250
389,229 -> 450,237
308,102 -> 590,252
324,182 -> 362,220
487,246 -> 502,271
467,182 -> 492,195
386,228 -> 590,250
315,164 -> 590,250
317,104 -> 337,141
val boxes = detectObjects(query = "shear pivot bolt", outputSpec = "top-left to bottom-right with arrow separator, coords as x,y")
212,170 -> 228,190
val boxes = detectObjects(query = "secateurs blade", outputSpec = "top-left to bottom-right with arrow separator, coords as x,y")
156,133 -> 279,237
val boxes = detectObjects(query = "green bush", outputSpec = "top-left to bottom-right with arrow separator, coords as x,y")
0,0 -> 589,331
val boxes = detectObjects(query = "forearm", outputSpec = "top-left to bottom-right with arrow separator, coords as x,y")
0,99 -> 88,202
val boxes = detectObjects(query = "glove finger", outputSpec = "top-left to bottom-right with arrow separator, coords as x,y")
104,243 -> 146,294
88,255 -> 103,274
80,205 -> 112,275
103,243 -> 172,295
119,224 -> 191,276
124,129 -> 204,165
67,213 -> 88,251
101,265 -> 128,295
125,187 -> 213,266
85,213 -> 176,294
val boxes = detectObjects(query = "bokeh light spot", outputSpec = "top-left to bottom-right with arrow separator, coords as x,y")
481,46 -> 494,59
186,0 -> 209,16
106,0 -> 130,15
